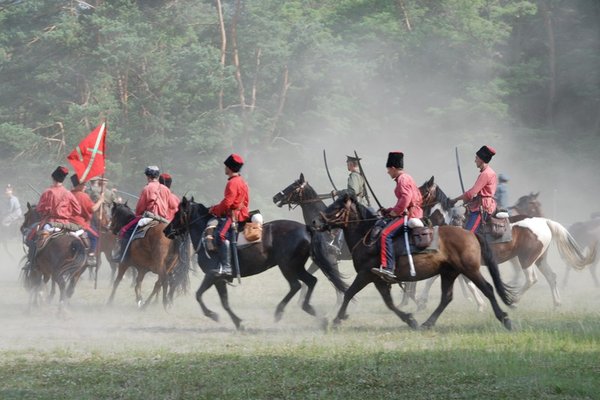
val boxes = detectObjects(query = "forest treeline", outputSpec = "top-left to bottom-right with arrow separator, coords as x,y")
0,0 -> 598,203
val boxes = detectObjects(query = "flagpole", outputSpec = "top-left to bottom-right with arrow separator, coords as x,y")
94,118 -> 107,289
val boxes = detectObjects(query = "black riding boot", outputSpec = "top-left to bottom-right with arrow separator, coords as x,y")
25,243 -> 36,270
217,240 -> 232,277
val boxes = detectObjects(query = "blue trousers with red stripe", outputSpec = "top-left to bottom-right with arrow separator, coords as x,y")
465,211 -> 486,233
380,217 -> 405,270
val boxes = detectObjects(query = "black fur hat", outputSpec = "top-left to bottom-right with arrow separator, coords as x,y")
386,152 -> 404,169
70,174 -> 81,187
51,166 -> 69,183
476,145 -> 496,163
224,154 -> 244,172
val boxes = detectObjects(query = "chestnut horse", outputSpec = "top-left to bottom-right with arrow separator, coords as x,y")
163,196 -> 348,330
107,202 -> 181,309
312,192 -> 516,330
20,204 -> 88,311
419,177 -> 596,307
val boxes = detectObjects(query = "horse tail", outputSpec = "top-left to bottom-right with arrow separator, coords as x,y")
308,228 -> 348,293
169,237 -> 191,295
61,238 -> 88,297
476,233 -> 517,306
545,219 -> 597,270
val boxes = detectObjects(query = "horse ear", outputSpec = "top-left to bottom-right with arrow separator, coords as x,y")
428,176 -> 435,185
27,202 -> 31,210
534,192 -> 539,198
299,173 -> 305,183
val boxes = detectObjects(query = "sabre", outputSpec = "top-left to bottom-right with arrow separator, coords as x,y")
402,214 -> 416,277
27,183 -> 41,196
114,189 -> 140,200
455,147 -> 465,194
229,222 -> 241,284
353,150 -> 382,209
323,150 -> 338,192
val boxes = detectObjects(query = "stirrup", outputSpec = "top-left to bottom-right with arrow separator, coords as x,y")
371,267 -> 397,282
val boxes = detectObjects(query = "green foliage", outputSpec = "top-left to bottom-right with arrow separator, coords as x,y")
0,0 -> 597,191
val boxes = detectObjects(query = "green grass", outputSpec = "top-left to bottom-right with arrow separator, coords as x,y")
0,256 -> 599,399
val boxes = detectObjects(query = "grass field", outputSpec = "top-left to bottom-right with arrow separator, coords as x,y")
0,242 -> 598,399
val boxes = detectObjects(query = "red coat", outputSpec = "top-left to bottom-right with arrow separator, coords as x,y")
135,180 -> 174,219
71,189 -> 95,233
165,190 -> 180,221
388,172 -> 423,219
37,185 -> 81,225
464,165 -> 497,213
210,175 -> 250,222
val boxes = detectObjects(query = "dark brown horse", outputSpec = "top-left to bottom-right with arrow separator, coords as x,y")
273,173 -> 418,307
419,177 -> 596,307
20,204 -> 88,311
163,196 -> 348,330
312,192 -> 516,330
107,202 -> 182,309
565,216 -> 600,287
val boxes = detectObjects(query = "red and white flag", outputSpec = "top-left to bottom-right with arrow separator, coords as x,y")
67,122 -> 107,182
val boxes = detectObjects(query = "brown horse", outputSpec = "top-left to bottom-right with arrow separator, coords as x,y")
566,215 -> 600,287
419,178 -> 597,307
20,204 -> 88,311
313,192 -> 516,330
107,202 -> 181,309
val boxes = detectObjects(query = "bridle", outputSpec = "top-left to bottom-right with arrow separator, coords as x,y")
318,198 -> 379,229
277,181 -> 331,210
421,182 -> 439,210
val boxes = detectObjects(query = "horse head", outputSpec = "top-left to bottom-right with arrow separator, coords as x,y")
512,192 -> 543,217
110,201 -> 135,235
20,202 -> 40,235
313,191 -> 374,232
272,173 -> 310,208
164,196 -> 210,239
418,176 -> 453,213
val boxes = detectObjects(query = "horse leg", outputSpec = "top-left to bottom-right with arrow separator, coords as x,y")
195,274 -> 220,322
107,263 -> 128,305
591,260 -> 600,288
333,271 -> 372,326
515,265 -> 538,304
214,280 -> 243,330
296,268 -> 319,317
374,280 -> 418,329
535,253 -> 561,308
461,269 -> 512,330
416,276 -> 437,311
421,272 -> 457,330
509,258 -> 523,286
274,265 -> 306,322
462,277 -> 486,312
134,270 -> 148,308
399,281 -> 416,307
299,261 -> 318,305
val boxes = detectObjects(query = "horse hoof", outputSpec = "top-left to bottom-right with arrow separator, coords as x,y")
503,317 -> 513,331
407,316 -> 419,330
207,312 -> 219,323
420,322 -> 433,330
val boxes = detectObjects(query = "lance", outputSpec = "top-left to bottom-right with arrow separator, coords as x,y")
114,189 -> 139,200
322,150 -> 338,192
27,183 -> 41,197
353,150 -> 382,209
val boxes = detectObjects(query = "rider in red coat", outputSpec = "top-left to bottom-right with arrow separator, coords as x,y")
209,154 -> 250,277
71,174 -> 103,263
159,173 -> 180,221
37,166 -> 81,226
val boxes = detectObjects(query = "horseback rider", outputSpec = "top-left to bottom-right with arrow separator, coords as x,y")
70,174 -> 103,265
332,155 -> 369,206
449,145 -> 497,233
372,152 -> 423,281
112,166 -> 177,261
2,184 -> 22,227
159,172 -> 179,221
208,154 -> 249,277
495,173 -> 510,210
26,166 -> 82,268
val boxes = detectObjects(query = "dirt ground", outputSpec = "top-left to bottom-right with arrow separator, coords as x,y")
1,237 -> 598,355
